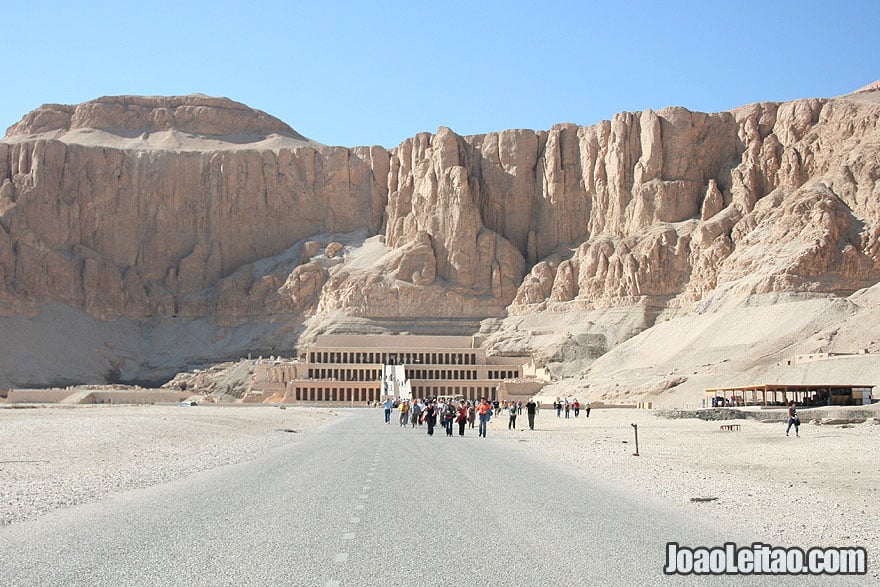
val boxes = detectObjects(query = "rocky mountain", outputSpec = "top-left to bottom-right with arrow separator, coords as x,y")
2,89 -> 880,400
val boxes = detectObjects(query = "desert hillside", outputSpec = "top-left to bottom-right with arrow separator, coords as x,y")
2,89 -> 880,402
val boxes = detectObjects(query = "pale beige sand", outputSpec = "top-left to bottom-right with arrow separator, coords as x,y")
0,405 -> 336,526
498,405 -> 880,578
1,403 -> 876,577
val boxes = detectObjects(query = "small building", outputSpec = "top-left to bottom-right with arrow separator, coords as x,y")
251,334 -> 543,404
705,384 -> 875,407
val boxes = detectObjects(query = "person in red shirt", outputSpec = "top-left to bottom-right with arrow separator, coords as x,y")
456,402 -> 468,436
477,398 -> 493,438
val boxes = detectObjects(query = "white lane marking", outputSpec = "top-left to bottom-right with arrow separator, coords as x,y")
334,553 -> 349,563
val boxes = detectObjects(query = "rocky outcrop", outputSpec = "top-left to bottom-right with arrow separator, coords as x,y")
6,94 -> 306,140
0,97 -> 390,319
385,128 -> 526,303
2,89 -> 880,386
507,93 -> 880,312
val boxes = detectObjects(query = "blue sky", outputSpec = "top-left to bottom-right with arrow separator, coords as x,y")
3,0 -> 877,148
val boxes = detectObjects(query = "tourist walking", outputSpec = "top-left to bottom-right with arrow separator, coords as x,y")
564,399 -> 571,419
585,401 -> 591,417
573,399 -> 580,417
526,399 -> 537,430
555,399 -> 562,418
383,397 -> 394,424
457,402 -> 468,436
444,403 -> 456,436
467,403 -> 476,429
424,401 -> 438,436
478,399 -> 493,438
508,402 -> 517,430
410,400 -> 422,428
786,401 -> 800,437
399,399 -> 410,426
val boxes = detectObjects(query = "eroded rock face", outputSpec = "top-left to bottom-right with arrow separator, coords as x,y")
6,95 -> 307,140
386,128 -> 525,294
507,92 -> 880,313
2,89 -> 880,385
0,97 -> 390,319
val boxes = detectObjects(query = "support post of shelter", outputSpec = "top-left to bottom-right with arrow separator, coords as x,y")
631,423 -> 639,457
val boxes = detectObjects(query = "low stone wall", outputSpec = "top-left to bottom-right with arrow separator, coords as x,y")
88,391 -> 189,405
498,381 -> 544,403
6,389 -> 190,405
660,404 -> 880,423
7,389 -> 78,403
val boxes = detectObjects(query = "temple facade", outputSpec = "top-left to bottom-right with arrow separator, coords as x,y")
251,334 -> 543,404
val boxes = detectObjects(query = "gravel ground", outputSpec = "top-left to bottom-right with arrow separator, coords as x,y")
497,404 -> 880,580
1,402 -> 877,579
0,404 -> 335,526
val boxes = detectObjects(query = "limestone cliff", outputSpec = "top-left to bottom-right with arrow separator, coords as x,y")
0,96 -> 389,322
2,90 -> 880,387
6,94 -> 306,140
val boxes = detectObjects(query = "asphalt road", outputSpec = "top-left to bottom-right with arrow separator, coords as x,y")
0,409 -> 865,586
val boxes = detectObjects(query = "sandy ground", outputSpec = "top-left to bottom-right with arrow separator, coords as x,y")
1,403 -> 877,578
0,404 -> 335,526
504,404 -> 880,579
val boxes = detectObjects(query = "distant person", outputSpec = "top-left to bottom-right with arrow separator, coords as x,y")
410,400 -> 422,428
383,397 -> 394,424
555,399 -> 562,418
573,399 -> 580,417
786,401 -> 800,437
564,399 -> 571,419
585,401 -> 591,417
444,403 -> 456,436
478,399 -> 493,438
456,402 -> 468,436
467,403 -> 477,429
424,401 -> 438,436
526,399 -> 537,430
508,402 -> 517,430
399,399 -> 410,426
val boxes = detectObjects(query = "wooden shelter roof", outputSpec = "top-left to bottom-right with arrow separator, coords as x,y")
705,384 -> 874,394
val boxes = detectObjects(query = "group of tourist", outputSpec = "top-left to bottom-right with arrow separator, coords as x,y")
552,397 -> 590,418
381,397 -> 540,437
